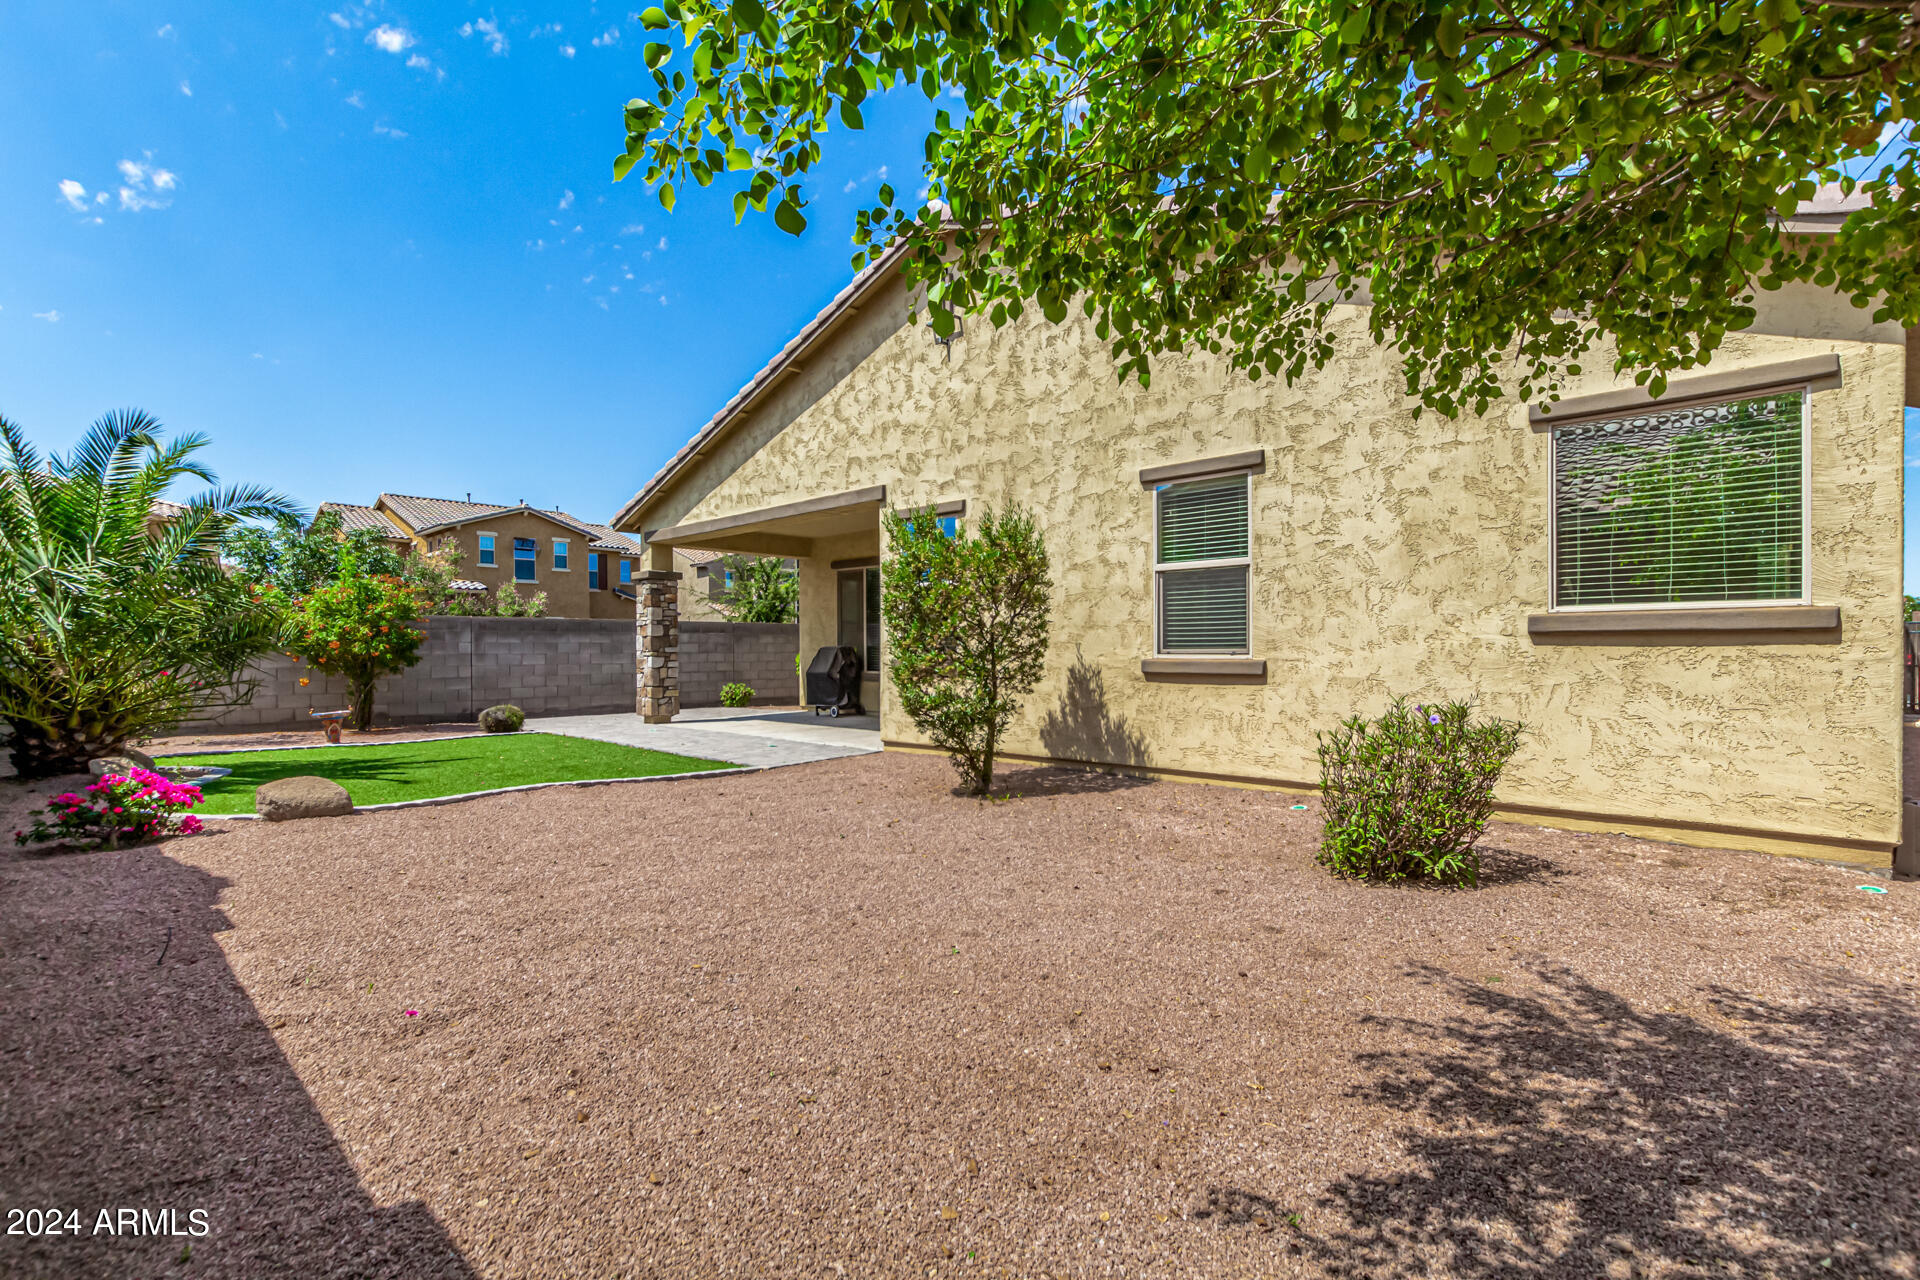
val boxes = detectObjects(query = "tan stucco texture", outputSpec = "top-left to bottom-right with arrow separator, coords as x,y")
635,278 -> 1907,862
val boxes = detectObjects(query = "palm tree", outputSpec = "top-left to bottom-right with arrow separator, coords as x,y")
0,410 -> 299,778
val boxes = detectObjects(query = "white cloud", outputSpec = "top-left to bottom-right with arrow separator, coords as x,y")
179,79 -> 192,96
156,23 -> 174,38
373,121 -> 408,139
529,22 -> 563,37
406,52 -> 437,75
620,222 -> 645,236
558,189 -> 574,210
33,310 -> 61,323
592,26 -> 620,46
57,179 -> 88,211
344,89 -> 365,108
657,236 -> 668,251
95,191 -> 108,205
582,273 -> 595,284
367,24 -> 414,54
844,164 -> 889,194
251,352 -> 263,359
328,12 -> 351,29
461,16 -> 508,55
113,158 -> 177,211
559,43 -> 576,57
274,110 -> 289,130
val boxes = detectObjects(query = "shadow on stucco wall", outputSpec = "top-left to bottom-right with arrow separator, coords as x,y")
1038,652 -> 1151,773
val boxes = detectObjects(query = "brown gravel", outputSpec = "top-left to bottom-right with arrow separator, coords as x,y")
4,752 -> 1917,1279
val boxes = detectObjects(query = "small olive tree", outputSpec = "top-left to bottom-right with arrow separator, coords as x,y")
881,505 -> 1051,796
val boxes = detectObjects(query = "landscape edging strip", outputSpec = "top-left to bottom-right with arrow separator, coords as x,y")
198,764 -> 755,820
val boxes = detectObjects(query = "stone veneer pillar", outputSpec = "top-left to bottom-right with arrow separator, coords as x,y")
635,569 -> 681,722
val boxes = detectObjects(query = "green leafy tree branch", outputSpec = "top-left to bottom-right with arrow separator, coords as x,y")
617,0 -> 1917,416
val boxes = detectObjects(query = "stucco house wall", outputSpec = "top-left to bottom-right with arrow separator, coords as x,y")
627,273 -> 1908,864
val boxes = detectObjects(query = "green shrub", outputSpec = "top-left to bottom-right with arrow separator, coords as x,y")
720,682 -> 754,708
478,704 -> 525,733
882,505 -> 1051,796
1315,698 -> 1522,887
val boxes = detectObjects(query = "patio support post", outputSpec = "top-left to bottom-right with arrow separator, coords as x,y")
636,567 -> 681,723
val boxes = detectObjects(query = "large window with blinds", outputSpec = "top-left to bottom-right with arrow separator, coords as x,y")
1154,473 -> 1251,653
1550,390 -> 1807,609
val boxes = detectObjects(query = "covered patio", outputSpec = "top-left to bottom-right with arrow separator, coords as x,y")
638,485 -> 931,724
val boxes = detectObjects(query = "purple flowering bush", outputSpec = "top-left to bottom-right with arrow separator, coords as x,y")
14,768 -> 206,850
1314,697 -> 1522,887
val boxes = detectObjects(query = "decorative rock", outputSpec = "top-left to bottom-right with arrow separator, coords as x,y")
255,775 -> 354,821
88,745 -> 156,777
478,704 -> 525,733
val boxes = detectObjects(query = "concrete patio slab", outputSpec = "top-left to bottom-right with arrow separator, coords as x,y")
527,705 -> 880,771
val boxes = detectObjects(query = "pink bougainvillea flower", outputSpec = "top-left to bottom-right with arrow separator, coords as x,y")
404,1009 -> 420,1017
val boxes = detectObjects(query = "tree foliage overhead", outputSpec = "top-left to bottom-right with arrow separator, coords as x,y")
618,0 -> 1918,415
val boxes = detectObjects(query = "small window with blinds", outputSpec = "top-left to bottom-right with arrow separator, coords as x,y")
1154,473 -> 1251,653
1551,390 -> 1807,609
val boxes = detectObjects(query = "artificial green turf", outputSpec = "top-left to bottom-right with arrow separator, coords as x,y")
158,732 -> 737,814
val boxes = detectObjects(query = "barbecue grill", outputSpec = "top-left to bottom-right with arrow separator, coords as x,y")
805,645 -> 865,717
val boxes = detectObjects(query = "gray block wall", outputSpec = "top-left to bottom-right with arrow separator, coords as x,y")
173,617 -> 801,731
175,617 -> 637,732
679,621 -> 801,707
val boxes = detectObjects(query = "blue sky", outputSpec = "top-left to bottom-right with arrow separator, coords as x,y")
0,1 -> 934,525
3,4 -> 1915,585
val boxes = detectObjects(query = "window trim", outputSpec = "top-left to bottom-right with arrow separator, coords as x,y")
552,538 -> 570,571
1545,386 -> 1813,614
511,536 -> 539,584
476,531 -> 497,567
1152,470 -> 1254,657
587,551 -> 603,590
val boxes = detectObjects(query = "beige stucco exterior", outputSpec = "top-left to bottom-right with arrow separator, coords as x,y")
625,272 -> 1909,865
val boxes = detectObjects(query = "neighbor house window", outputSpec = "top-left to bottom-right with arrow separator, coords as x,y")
553,538 -> 569,571
1154,474 -> 1250,653
1550,390 -> 1807,609
513,537 -> 537,582
588,552 -> 604,589
477,534 -> 496,566
620,559 -> 632,585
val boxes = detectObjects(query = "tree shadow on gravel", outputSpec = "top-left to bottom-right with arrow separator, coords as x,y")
1471,845 -> 1570,888
0,843 -> 475,1280
1307,962 -> 1919,1277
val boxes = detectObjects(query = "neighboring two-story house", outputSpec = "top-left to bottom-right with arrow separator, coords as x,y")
314,493 -> 647,620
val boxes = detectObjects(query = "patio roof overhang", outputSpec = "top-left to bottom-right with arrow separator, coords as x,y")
643,484 -> 886,558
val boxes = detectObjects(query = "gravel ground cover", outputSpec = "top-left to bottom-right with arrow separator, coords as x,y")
158,732 -> 736,813
3,751 -> 1915,1280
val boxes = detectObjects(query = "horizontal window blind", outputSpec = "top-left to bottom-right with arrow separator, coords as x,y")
1158,475 -> 1249,563
1553,391 -> 1804,607
1160,566 -> 1250,652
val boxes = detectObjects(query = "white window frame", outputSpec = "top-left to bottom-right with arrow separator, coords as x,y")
511,536 -> 538,584
1546,387 -> 1813,613
1152,471 -> 1253,657
552,538 -> 570,571
476,531 -> 497,567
